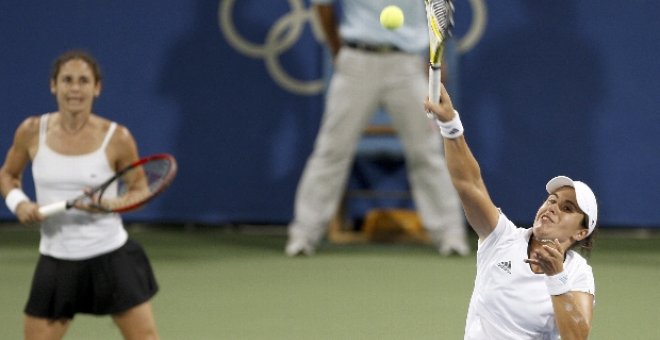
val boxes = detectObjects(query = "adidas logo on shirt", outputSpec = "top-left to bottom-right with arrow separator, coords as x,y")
497,260 -> 512,274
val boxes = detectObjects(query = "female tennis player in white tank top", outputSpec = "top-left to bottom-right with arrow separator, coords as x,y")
0,50 -> 160,339
424,86 -> 597,339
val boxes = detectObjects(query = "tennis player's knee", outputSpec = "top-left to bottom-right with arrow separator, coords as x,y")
24,315 -> 71,340
113,302 -> 159,340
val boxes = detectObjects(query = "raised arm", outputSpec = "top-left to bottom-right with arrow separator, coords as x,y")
314,3 -> 342,58
424,86 -> 499,240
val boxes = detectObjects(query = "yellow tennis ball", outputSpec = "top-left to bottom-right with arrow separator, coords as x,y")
380,5 -> 404,30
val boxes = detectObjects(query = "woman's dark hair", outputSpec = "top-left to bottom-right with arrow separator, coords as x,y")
50,50 -> 102,83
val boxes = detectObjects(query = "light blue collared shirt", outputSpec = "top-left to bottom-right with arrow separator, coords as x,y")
311,0 -> 429,53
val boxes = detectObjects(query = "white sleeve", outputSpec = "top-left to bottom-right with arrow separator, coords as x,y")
477,211 -> 512,251
570,262 -> 595,295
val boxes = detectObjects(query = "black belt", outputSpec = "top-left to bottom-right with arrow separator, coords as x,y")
344,41 -> 402,53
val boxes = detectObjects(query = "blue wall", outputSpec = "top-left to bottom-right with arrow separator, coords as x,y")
1,0 -> 659,227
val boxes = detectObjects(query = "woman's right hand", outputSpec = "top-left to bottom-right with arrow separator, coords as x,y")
424,84 -> 456,122
15,201 -> 44,224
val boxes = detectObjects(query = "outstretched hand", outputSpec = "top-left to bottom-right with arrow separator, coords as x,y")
524,239 -> 565,276
424,84 -> 457,122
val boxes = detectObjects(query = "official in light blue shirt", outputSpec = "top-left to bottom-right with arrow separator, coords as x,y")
287,0 -> 470,258
311,0 -> 429,53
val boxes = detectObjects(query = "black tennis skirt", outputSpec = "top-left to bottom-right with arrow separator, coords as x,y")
25,238 -> 159,319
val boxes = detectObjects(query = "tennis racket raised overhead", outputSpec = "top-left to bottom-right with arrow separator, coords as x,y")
39,153 -> 178,217
425,0 -> 455,118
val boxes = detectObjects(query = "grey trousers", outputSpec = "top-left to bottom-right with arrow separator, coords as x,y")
289,47 -> 465,246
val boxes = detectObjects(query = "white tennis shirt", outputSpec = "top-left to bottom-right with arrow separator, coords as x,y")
464,212 -> 595,339
32,114 -> 127,260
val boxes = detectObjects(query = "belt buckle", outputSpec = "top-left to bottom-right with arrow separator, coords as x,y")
374,45 -> 393,53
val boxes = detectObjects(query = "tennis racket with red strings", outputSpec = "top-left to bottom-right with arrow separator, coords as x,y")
38,153 -> 178,217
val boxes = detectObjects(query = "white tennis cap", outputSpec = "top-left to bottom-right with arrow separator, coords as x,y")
546,176 -> 598,236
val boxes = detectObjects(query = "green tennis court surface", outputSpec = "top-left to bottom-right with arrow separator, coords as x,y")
1,225 -> 658,339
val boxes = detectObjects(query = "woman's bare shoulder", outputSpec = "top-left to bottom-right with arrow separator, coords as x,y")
14,115 -> 43,144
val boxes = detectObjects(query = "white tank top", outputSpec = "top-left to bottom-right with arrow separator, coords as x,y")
32,113 -> 128,260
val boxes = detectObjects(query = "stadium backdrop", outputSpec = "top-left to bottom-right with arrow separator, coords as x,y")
1,0 -> 659,228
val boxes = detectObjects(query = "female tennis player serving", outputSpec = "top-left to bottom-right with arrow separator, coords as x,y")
0,50 -> 160,339
425,86 -> 597,339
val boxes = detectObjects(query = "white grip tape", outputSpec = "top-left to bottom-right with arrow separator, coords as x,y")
38,201 -> 68,217
427,67 -> 441,119
429,67 -> 441,104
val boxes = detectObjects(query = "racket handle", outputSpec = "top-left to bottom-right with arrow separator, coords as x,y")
427,66 -> 442,119
39,201 -> 68,217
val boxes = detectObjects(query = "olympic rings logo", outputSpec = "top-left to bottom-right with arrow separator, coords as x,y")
218,0 -> 325,95
459,0 -> 488,54
218,0 -> 487,96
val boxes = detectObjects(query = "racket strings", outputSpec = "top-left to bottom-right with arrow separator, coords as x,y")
430,0 -> 454,34
103,158 -> 175,211
100,191 -> 150,211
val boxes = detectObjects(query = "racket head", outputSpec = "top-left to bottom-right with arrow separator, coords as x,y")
426,0 -> 455,67
94,153 -> 178,213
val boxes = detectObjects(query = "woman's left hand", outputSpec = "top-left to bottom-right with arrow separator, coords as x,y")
525,239 -> 565,276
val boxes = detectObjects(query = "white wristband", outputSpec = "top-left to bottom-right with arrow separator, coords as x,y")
435,110 -> 464,139
545,270 -> 570,296
5,188 -> 30,214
